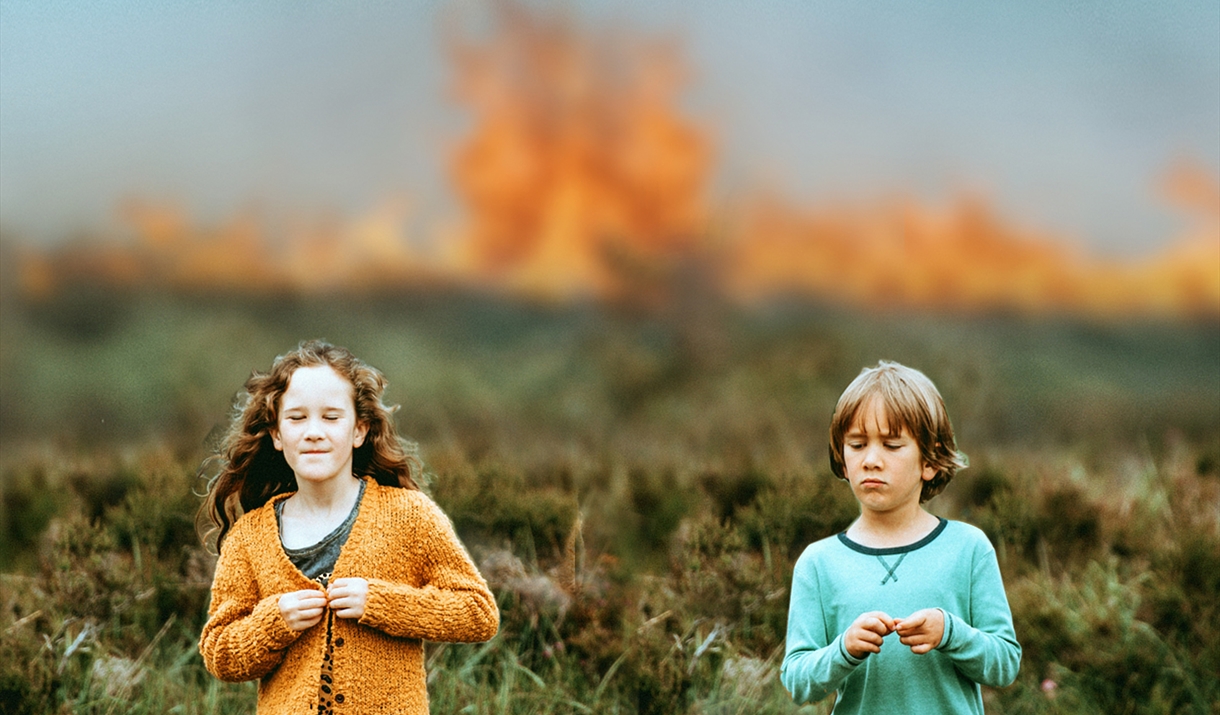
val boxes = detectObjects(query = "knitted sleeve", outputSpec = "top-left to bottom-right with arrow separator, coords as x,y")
199,526 -> 302,682
358,494 -> 499,643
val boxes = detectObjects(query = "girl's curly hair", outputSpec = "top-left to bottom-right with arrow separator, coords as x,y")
197,339 -> 421,552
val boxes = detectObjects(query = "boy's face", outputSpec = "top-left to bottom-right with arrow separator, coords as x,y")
842,397 -> 936,516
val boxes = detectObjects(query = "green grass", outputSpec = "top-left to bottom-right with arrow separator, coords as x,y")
1,289 -> 1218,713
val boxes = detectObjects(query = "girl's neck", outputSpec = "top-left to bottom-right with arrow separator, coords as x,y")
848,506 -> 939,549
289,473 -> 362,521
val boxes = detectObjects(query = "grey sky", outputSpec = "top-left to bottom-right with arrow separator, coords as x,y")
1,0 -> 1217,257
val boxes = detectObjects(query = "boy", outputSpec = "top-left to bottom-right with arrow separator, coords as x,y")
781,361 -> 1020,713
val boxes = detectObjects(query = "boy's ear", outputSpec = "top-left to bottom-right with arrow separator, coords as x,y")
921,463 -> 937,482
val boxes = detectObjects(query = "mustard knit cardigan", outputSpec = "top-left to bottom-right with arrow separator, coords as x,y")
200,480 -> 499,714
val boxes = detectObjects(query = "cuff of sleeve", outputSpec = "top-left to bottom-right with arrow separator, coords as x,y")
837,635 -> 866,666
934,608 -> 954,651
358,577 -> 410,632
253,595 -> 301,651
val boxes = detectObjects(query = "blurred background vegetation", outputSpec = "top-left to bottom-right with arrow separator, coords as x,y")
1,1 -> 1218,713
1,285 -> 1217,713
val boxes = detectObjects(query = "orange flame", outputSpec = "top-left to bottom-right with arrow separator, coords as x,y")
446,2 -> 712,299
6,4 -> 1218,318
13,196 -> 422,296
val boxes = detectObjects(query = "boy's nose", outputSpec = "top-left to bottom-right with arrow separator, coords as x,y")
862,445 -> 883,468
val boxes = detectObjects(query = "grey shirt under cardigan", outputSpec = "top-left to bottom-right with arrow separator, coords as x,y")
275,478 -> 367,585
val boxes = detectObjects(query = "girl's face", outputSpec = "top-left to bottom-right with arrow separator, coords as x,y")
271,365 -> 368,487
842,397 -> 935,516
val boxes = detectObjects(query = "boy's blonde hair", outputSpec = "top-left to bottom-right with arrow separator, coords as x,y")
828,361 -> 968,503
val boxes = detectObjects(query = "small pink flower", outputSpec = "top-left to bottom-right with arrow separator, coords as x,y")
1041,679 -> 1058,699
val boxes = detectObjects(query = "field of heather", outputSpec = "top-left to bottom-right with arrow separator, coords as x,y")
1,287 -> 1217,714
3,1 -> 1218,712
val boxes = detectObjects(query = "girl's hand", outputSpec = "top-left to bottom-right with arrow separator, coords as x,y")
327,577 -> 369,619
844,611 -> 895,659
894,608 -> 945,654
278,589 -> 328,631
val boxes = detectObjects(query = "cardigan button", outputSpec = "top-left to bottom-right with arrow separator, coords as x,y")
335,694 -> 345,704
334,637 -> 345,647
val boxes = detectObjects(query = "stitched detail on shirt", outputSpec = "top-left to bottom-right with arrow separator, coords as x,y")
876,552 -> 907,585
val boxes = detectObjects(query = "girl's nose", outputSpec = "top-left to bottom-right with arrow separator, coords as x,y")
304,418 -> 325,438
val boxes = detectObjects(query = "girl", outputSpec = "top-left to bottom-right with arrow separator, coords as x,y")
198,339 -> 498,714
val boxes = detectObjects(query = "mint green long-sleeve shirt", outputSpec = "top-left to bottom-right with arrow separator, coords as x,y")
781,519 -> 1021,714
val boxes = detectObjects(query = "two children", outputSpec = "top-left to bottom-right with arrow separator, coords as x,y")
198,340 -> 498,714
199,343 -> 1015,713
781,361 -> 1021,713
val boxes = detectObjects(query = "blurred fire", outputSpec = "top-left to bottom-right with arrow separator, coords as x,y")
15,197 -> 421,299
724,167 -> 1220,317
6,4 -> 1219,317
446,3 -> 711,300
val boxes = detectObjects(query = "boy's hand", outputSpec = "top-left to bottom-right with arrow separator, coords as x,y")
278,589 -> 327,631
327,577 -> 370,620
844,611 -> 896,659
895,608 -> 945,654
